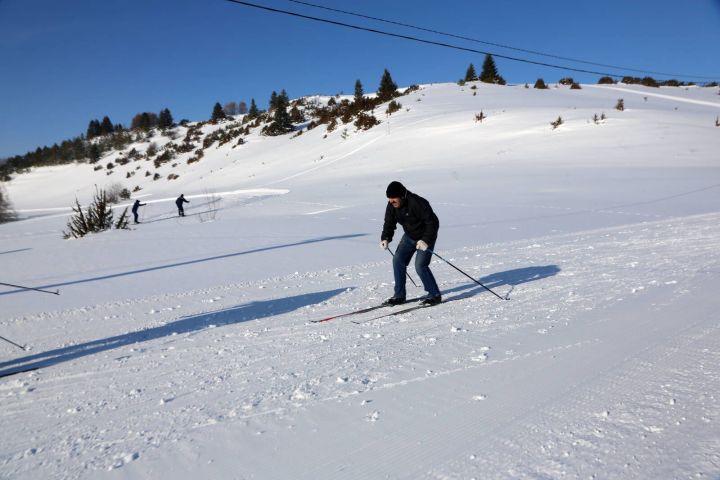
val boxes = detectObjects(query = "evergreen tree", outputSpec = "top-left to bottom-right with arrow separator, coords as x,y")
158,108 -> 174,129
266,90 -> 293,135
464,63 -> 477,82
131,112 -> 157,131
140,112 -> 152,130
377,68 -> 398,102
87,143 -> 101,163
534,78 -> 548,89
269,91 -> 278,110
211,102 -> 226,122
248,98 -> 259,118
279,89 -> 289,105
86,119 -> 101,139
354,79 -> 364,102
100,116 -> 114,135
480,54 -> 506,85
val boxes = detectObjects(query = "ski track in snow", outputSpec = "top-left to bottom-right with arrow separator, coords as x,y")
1,212 -> 719,478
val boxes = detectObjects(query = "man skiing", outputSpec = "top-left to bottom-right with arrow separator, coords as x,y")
131,199 -> 146,224
380,181 -> 441,306
175,194 -> 189,217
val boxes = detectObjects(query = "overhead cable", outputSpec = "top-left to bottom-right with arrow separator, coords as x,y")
286,0 -> 716,80
225,0 -> 631,79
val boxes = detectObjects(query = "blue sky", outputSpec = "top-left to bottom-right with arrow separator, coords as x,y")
1,0 -> 719,159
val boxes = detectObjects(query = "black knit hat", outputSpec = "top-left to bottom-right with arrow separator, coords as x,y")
386,181 -> 407,198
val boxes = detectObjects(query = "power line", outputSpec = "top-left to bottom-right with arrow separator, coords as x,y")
286,0 -> 716,80
224,0 -> 633,79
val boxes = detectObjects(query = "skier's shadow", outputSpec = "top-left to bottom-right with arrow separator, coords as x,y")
0,288 -> 346,378
441,265 -> 560,300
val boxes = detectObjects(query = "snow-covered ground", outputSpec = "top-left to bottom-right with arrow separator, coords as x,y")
1,82 -> 720,479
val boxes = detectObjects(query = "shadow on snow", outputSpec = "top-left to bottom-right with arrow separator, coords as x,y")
0,233 -> 367,296
441,265 -> 561,301
0,288 -> 346,378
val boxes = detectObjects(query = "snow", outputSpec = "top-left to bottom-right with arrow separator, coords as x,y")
2,82 -> 720,479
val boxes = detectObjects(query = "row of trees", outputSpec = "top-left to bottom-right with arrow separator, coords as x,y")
86,116 -> 124,139
463,54 -> 506,84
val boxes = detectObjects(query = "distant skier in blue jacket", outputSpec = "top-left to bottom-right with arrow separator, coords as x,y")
176,194 -> 189,217
131,199 -> 146,224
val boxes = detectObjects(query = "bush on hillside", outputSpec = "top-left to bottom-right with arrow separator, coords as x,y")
105,182 -> 127,203
559,77 -> 575,86
598,76 -> 616,85
0,184 -> 17,223
615,98 -> 625,111
550,116 -> 563,130
386,100 -> 402,115
534,78 -> 548,89
354,112 -> 380,130
641,76 -> 660,88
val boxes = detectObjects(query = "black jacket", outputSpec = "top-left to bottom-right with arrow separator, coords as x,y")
176,196 -> 189,207
381,191 -> 439,245
131,200 -> 145,213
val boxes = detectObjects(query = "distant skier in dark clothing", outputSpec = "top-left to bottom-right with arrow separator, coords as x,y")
131,199 -> 146,224
380,181 -> 441,306
176,194 -> 189,217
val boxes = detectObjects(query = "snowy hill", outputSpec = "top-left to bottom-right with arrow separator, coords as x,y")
1,81 -> 720,479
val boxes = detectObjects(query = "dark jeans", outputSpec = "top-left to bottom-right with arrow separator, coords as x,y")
133,211 -> 139,223
393,234 -> 440,299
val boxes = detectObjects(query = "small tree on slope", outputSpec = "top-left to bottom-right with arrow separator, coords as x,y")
480,54 -> 506,85
0,184 -> 17,223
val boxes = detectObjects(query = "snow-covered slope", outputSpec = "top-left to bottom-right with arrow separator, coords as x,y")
1,82 -> 720,479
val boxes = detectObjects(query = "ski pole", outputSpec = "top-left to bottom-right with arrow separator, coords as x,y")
0,334 -> 26,351
387,247 -> 419,288
0,282 -> 59,295
429,250 -> 507,300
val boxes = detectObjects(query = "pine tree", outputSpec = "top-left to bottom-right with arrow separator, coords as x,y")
141,113 -> 152,130
480,54 -> 506,85
211,102 -> 226,122
248,98 -> 259,118
158,108 -> 174,129
269,91 -> 278,111
63,188 -> 118,238
534,78 -> 548,89
87,143 -> 101,163
86,119 -> 102,139
100,116 -> 114,135
465,63 -> 477,82
377,69 -> 398,102
354,79 -> 364,102
266,91 -> 293,135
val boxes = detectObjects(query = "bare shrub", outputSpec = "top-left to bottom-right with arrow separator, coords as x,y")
198,190 -> 221,223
